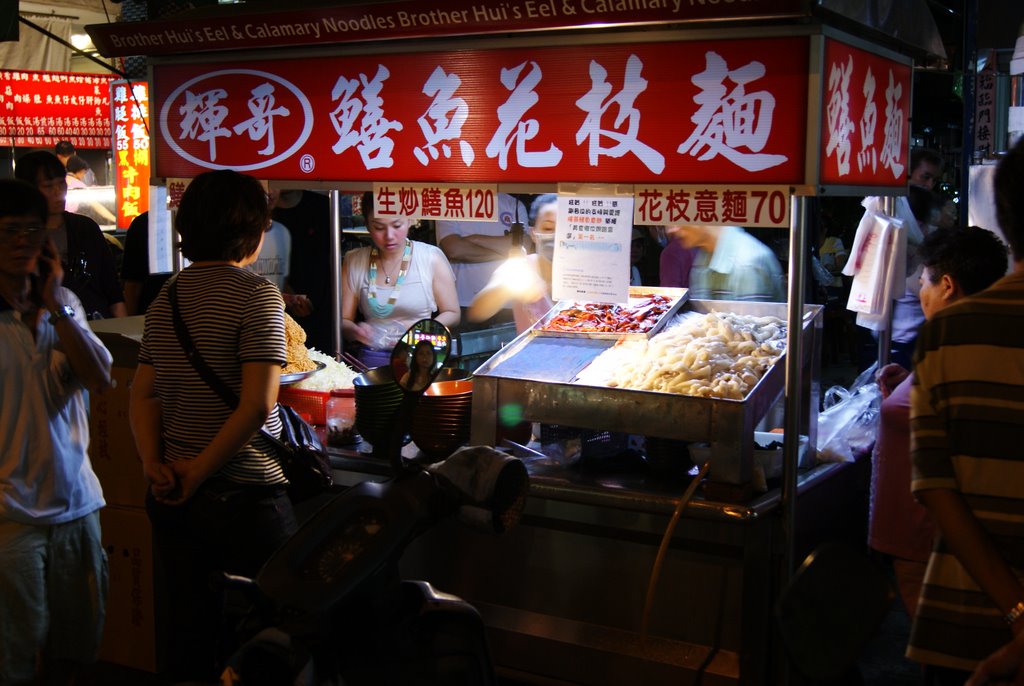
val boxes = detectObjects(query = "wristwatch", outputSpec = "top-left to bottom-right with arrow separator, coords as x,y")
1006,601 -> 1024,626
49,304 -> 75,324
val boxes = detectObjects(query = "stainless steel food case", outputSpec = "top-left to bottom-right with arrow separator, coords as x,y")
470,299 -> 823,486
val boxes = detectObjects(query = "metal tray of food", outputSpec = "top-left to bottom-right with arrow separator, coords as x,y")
471,300 -> 823,486
280,361 -> 326,386
531,286 -> 689,340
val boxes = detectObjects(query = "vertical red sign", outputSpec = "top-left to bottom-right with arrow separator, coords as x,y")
111,81 -> 150,228
820,38 -> 911,187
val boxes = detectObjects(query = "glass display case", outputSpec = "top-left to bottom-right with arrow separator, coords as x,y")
66,185 -> 118,231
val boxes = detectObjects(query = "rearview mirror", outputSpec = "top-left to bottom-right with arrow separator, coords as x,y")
391,319 -> 452,394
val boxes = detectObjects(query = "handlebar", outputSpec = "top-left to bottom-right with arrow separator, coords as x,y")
254,446 -> 528,615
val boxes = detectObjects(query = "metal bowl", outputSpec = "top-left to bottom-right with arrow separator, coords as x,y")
423,379 -> 474,397
353,366 -> 396,386
434,367 -> 472,383
280,361 -> 326,386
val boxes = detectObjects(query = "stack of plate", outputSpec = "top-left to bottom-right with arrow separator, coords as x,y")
353,366 -> 404,448
411,378 -> 474,461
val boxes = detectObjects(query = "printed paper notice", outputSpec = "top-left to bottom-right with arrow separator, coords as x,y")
148,186 -> 176,275
552,194 -> 634,304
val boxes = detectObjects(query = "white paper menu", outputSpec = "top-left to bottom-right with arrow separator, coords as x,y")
552,194 -> 634,304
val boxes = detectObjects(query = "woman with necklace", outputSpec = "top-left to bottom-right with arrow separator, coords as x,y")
342,192 -> 459,367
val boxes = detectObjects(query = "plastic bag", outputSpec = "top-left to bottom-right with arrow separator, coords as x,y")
817,363 -> 882,463
810,255 -> 834,288
364,319 -> 406,350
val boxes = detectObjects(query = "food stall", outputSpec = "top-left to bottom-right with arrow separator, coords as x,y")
87,2 -> 915,682
0,66 -> 151,233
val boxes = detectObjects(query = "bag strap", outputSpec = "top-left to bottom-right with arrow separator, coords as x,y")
168,278 -> 240,409
168,277 -> 287,451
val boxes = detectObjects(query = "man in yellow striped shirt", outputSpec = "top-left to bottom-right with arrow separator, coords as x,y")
909,135 -> 1024,684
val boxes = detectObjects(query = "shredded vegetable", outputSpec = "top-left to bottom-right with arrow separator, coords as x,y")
293,349 -> 357,391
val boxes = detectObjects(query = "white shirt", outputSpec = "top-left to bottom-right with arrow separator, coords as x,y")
344,241 -> 453,340
689,226 -> 785,301
436,193 -> 528,307
246,220 -> 291,291
0,288 -> 108,524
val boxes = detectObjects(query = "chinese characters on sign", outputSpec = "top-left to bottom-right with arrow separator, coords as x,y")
974,52 -> 996,157
633,185 -> 790,228
371,182 -> 498,222
149,185 -> 176,275
820,39 -> 910,186
552,194 -> 634,304
678,51 -> 786,173
165,178 -> 189,209
163,70 -> 313,172
112,80 -> 150,228
0,70 -> 114,148
155,37 -> 809,183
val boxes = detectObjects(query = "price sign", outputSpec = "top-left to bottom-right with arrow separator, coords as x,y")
371,182 -> 497,221
633,185 -> 790,228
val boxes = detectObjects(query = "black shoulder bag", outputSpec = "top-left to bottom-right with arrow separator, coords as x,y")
167,279 -> 332,502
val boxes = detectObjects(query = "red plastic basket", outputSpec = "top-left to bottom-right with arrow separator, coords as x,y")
278,387 -> 330,425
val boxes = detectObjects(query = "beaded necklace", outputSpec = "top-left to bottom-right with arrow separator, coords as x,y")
367,239 -> 412,317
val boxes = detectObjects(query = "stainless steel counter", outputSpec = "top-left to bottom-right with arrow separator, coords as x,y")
331,448 -> 869,686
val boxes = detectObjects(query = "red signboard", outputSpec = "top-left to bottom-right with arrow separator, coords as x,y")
819,38 -> 911,187
0,69 -> 115,149
154,37 -> 810,184
88,0 -> 805,58
111,81 -> 150,228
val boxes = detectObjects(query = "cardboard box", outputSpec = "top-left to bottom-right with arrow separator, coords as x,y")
88,320 -> 148,508
90,318 -> 144,369
89,366 -> 149,508
99,505 -> 158,673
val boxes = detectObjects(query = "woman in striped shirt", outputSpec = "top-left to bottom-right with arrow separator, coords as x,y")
129,170 -> 297,682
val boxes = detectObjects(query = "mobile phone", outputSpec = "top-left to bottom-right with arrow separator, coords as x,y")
37,247 -> 52,281
33,242 -> 57,301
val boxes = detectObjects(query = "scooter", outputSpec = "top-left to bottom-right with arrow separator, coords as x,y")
216,319 -> 529,686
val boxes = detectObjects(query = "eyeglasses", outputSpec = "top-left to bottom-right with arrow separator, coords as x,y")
0,224 -> 47,243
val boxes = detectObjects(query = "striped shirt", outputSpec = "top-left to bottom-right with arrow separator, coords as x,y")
908,270 -> 1024,670
139,264 -> 288,485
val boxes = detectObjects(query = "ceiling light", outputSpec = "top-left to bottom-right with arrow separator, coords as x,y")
70,34 -> 93,51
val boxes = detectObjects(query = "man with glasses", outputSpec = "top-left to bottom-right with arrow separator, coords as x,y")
0,179 -> 112,684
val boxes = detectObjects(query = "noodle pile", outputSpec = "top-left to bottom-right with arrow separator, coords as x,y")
283,313 -> 317,374
578,311 -> 787,400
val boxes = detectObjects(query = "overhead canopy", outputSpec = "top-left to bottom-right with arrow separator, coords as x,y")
86,0 -> 951,61
88,0 -> 811,57
817,0 -> 947,60
0,15 -> 73,71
